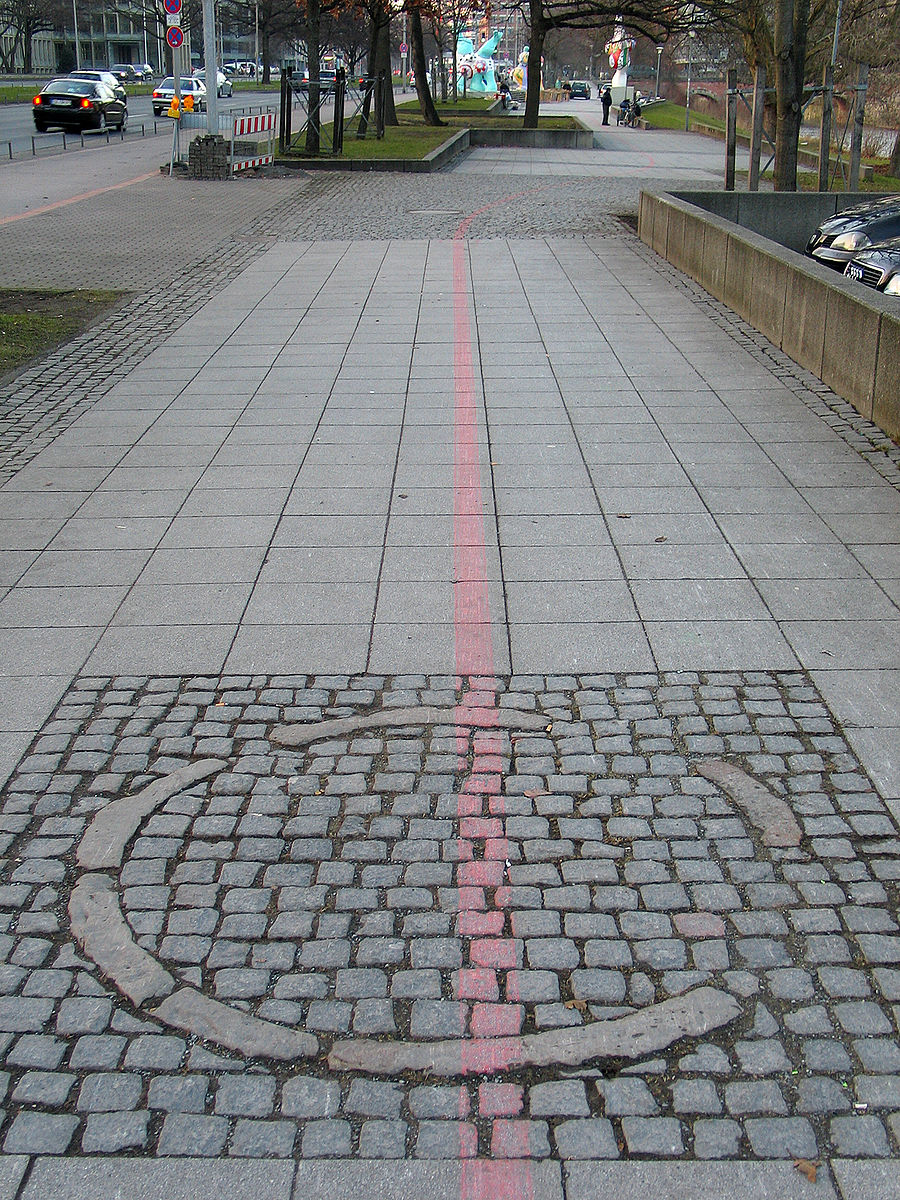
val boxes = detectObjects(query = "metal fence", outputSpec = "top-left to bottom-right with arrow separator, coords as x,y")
1,103 -> 276,164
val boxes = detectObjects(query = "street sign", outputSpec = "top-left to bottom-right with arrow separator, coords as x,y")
164,0 -> 182,13
399,42 -> 408,54
166,25 -> 184,47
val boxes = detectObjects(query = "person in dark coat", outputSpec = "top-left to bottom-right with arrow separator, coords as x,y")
601,86 -> 612,125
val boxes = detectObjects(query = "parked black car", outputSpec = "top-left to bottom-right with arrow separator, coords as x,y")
33,79 -> 127,132
844,237 -> 900,296
806,197 -> 900,270
109,64 -> 140,83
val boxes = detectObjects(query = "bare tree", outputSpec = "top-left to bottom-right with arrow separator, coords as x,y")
0,0 -> 64,71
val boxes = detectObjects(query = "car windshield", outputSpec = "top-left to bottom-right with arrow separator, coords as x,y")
159,78 -> 196,88
44,80 -> 94,96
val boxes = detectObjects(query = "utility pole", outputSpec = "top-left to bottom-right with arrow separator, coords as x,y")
684,30 -> 695,131
72,0 -> 81,67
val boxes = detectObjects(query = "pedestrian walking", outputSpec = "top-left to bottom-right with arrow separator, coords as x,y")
601,85 -> 611,125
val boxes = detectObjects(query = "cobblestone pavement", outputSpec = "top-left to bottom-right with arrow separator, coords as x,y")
1,141 -> 899,1194
1,671 -> 900,1173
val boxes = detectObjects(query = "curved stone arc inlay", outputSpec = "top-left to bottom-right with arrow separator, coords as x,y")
77,758 -> 226,870
69,871 -> 320,1062
270,705 -> 552,748
695,760 -> 802,848
69,873 -> 176,1007
151,988 -> 318,1061
328,986 -> 742,1076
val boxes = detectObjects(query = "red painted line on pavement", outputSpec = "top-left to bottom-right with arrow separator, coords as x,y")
451,192 -> 545,1195
0,170 -> 160,227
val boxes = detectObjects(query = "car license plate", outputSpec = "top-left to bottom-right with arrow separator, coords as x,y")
50,98 -> 71,106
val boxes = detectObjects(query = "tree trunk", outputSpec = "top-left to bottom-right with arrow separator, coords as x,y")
262,32 -> 270,85
377,16 -> 397,126
773,0 -> 810,190
523,0 -> 544,129
357,11 -> 381,136
890,129 -> 900,178
305,0 -> 321,155
409,6 -> 442,125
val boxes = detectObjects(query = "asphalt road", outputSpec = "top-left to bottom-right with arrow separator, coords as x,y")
0,88 -> 277,149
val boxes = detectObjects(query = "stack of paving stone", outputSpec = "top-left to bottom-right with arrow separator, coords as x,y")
189,135 -> 229,180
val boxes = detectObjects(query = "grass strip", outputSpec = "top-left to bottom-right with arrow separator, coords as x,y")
0,289 -> 121,377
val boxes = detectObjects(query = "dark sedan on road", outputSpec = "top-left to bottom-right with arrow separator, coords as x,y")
806,197 -> 900,270
568,80 -> 591,99
844,237 -> 900,296
68,68 -> 127,104
33,79 -> 127,133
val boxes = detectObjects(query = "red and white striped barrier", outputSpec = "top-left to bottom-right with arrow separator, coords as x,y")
230,111 -> 276,173
233,113 -> 276,137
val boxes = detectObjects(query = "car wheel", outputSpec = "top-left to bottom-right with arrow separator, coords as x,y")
117,109 -> 128,131
153,106 -> 162,116
34,120 -> 47,133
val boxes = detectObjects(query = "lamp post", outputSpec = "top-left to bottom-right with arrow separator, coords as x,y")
72,0 -> 81,67
655,44 -> 663,98
684,30 -> 695,131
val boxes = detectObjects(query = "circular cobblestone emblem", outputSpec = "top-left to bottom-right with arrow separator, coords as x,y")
68,702 -> 757,1071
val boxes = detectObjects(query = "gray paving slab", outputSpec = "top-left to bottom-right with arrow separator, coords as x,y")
19,1157 -> 296,1200
292,1161 -> 563,1200
564,1161 -> 838,1199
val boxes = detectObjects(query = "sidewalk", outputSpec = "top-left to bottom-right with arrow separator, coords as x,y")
0,130 -> 898,1197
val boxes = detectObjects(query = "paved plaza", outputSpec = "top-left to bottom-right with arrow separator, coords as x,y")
0,121 -> 898,1197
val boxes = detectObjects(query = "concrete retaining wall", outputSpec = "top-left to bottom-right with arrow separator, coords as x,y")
638,189 -> 899,440
468,124 -> 592,149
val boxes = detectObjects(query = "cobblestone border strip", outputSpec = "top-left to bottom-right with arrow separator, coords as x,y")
271,706 -> 551,748
695,761 -> 802,849
627,234 -> 900,491
328,985 -> 742,1076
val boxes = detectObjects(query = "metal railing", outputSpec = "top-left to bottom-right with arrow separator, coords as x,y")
2,102 -> 277,164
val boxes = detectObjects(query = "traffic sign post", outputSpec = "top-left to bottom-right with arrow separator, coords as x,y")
166,26 -> 183,48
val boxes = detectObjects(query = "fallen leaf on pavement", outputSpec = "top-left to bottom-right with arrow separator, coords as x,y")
794,1159 -> 818,1183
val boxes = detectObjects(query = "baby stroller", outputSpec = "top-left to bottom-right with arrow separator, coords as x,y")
627,97 -> 642,126
616,97 -> 630,125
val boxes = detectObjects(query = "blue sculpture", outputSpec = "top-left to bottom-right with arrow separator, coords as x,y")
456,30 -> 502,94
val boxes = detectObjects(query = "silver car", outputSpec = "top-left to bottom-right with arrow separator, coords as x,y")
151,76 -> 207,116
192,69 -> 233,98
